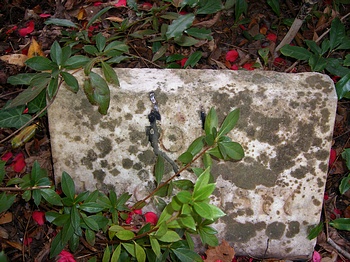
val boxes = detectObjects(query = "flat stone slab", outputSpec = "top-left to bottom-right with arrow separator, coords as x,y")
48,69 -> 337,259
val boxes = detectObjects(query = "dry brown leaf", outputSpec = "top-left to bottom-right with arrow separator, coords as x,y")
0,54 -> 28,67
0,226 -> 9,239
0,212 -> 13,225
77,7 -> 87,20
193,12 -> 221,28
204,240 -> 235,262
106,16 -> 124,23
28,38 -> 45,58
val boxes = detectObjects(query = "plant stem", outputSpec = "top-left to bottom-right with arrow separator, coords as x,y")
0,185 -> 52,192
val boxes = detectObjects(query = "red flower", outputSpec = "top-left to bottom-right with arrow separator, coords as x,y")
312,251 -> 321,262
179,58 -> 188,67
114,0 -> 126,7
39,13 -> 51,18
23,237 -> 33,246
32,211 -> 46,225
1,152 -> 13,162
242,63 -> 255,71
93,1 -> 102,6
273,57 -> 286,67
125,209 -> 142,224
57,250 -> 76,262
266,33 -> 277,42
142,2 -> 152,10
19,21 -> 35,37
179,10 -> 188,15
10,152 -> 26,172
332,75 -> 340,83
329,148 -> 336,166
144,212 -> 158,225
230,64 -> 239,70
225,50 -> 239,63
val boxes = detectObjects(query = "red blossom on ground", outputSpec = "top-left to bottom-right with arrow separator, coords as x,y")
179,58 -> 188,67
114,0 -> 126,7
1,152 -> 13,162
57,250 -> 76,262
88,24 -> 99,37
242,63 -> 254,71
239,24 -> 246,30
273,57 -> 286,67
10,152 -> 26,172
332,75 -> 341,83
266,33 -> 277,42
179,10 -> 188,15
225,50 -> 239,63
324,192 -> 329,200
19,21 -> 35,37
125,209 -> 142,224
312,251 -> 321,262
334,208 -> 342,215
32,211 -> 46,225
6,25 -> 18,35
23,237 -> 33,246
144,212 -> 158,225
23,107 -> 29,114
39,13 -> 51,18
329,148 -> 336,166
142,2 -> 153,9
93,1 -> 102,6
230,64 -> 239,70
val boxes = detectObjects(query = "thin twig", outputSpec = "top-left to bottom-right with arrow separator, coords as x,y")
0,185 -> 51,192
327,237 -> 350,259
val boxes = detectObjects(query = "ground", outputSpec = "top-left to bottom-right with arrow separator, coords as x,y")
0,0 -> 350,261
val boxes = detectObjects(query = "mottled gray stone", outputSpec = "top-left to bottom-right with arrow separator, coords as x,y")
48,69 -> 337,259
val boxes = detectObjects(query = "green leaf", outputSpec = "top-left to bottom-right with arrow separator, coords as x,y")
28,89 -> 46,113
308,55 -> 328,72
325,58 -> 350,77
84,45 -> 99,56
342,148 -> 350,170
154,155 -> 164,185
104,41 -> 129,53
185,28 -> 212,40
330,18 -> 345,50
338,37 -> 350,50
25,56 -> 56,71
82,215 -> 99,231
152,44 -> 168,62
193,184 -> 216,201
89,72 -> 110,115
235,0 -> 248,20
47,76 -> 59,100
61,72 -> 79,93
330,218 -> 350,231
172,248 -> 202,262
218,141 -> 244,160
122,243 -> 135,257
193,202 -> 213,220
178,152 -> 193,164
71,205 -> 81,233
102,245 -> 111,262
0,106 -> 31,128
209,204 -> 226,219
194,167 -> 211,192
280,45 -> 312,60
173,179 -> 194,190
101,61 -> 120,86
305,40 -> 321,55
176,191 -> 192,204
174,35 -> 199,46
50,41 -> 62,65
267,0 -> 280,16
63,55 -> 91,70
340,174 -> 350,194
204,107 -> 218,136
184,51 -> 202,68
336,73 -> 350,99
61,172 -> 75,200
40,188 -> 62,206
96,33 -> 106,52
87,6 -> 113,28
179,216 -> 196,231
307,222 -> 323,240
198,225 -> 219,246
166,14 -> 195,39
111,244 -> 121,262
156,230 -> 182,242
0,161 -> 5,183
150,237 -> 161,258
344,54 -> 350,67
85,228 -> 96,246
49,231 -> 65,258
79,202 -> 105,213
197,0 -> 222,14
0,193 -> 16,213
258,48 -> 269,65
45,18 -> 78,28
115,230 -> 135,240
7,73 -> 37,85
134,242 -> 146,262
217,108 -> 239,138
62,222 -> 75,244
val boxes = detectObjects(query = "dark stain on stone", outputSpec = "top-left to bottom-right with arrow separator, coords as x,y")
317,177 -> 324,188
136,100 -> 145,114
305,75 -> 332,93
96,137 -> 113,158
313,199 -> 321,206
100,119 -> 120,132
93,169 -> 106,184
125,113 -> 133,120
74,136 -> 81,141
286,221 -> 300,238
223,220 -> 257,243
137,150 -> 156,166
128,145 -> 139,155
122,158 -> 133,169
315,149 -> 329,161
110,168 -> 120,177
290,166 -> 308,179
319,162 -> 328,173
100,160 -> 108,168
133,162 -> 142,170
137,169 -> 149,180
266,222 -> 286,239
129,130 -> 148,146
80,149 -> 98,170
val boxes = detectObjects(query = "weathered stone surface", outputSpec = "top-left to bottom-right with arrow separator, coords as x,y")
48,69 -> 337,259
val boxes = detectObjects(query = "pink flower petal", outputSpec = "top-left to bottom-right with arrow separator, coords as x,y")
93,1 -> 102,6
57,250 -> 76,262
179,58 -> 188,67
312,251 -> 321,262
226,50 -> 239,63
114,0 -> 126,7
230,64 -> 239,70
144,212 -> 158,225
329,148 -> 336,166
39,13 -> 51,18
19,21 -> 35,37
1,151 -> 13,162
142,2 -> 152,9
32,211 -> 46,225
242,63 -> 255,71
10,152 -> 26,172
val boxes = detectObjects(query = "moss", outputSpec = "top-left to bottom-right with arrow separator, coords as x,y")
96,137 -> 112,158
286,221 -> 300,238
266,222 -> 286,239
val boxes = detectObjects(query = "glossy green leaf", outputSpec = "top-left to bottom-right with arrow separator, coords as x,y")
197,0 -> 222,14
45,18 -> 78,28
0,106 -> 31,128
179,215 -> 196,231
152,44 -> 168,62
193,184 -> 215,201
267,0 -> 280,16
184,51 -> 202,68
28,89 -> 46,113
166,14 -> 195,39
173,179 -> 193,190
61,171 -> 75,200
235,0 -> 248,20
85,228 -> 96,246
79,202 -> 105,213
330,18 -> 345,50
193,202 -> 213,220
338,37 -> 350,50
111,244 -> 121,262
82,215 -> 99,231
0,193 -> 16,213
155,155 -> 164,185
84,45 -> 99,55
307,222 -> 323,240
61,46 -> 71,65
87,6 -> 113,28
198,225 -> 219,246
134,242 -> 146,262
325,58 -> 350,77
185,28 -> 212,40
61,72 -> 79,92
122,243 -> 136,257
172,248 -> 202,262
280,45 -> 312,60
336,73 -> 350,99
342,148 -> 350,169
217,108 -> 239,138
40,188 -> 62,206
63,55 -> 91,69
52,213 -> 69,226
102,245 -> 111,262
49,231 -> 65,258
101,61 -> 120,86
204,108 -> 218,136
218,141 -> 244,160
104,41 -> 129,53
62,222 -> 75,244
7,73 -> 37,85
156,230 -> 181,242
305,40 -> 321,55
50,41 -> 62,65
174,35 -> 199,46
309,55 -> 327,72
47,76 -> 59,100
96,33 -> 106,52
209,204 -> 226,219
89,72 -> 110,114
194,167 -> 211,192
176,191 -> 192,204
330,218 -> 350,231
178,151 -> 193,164
150,237 -> 161,258
25,56 -> 56,71
71,205 -> 81,233
116,230 -> 135,240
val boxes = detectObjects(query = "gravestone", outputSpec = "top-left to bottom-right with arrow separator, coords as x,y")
48,69 -> 337,259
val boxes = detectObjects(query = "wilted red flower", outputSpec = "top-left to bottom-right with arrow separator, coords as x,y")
273,57 -> 286,67
1,152 -> 13,162
242,63 -> 254,71
324,192 -> 329,200
225,50 -> 239,63
230,64 -> 239,70
239,24 -> 246,31
57,250 -> 76,262
32,211 -> 46,225
266,33 -> 277,42
179,10 -> 188,15
144,212 -> 158,225
23,237 -> 33,246
93,1 -> 102,6
179,58 -> 188,67
334,208 -> 342,215
332,75 -> 340,83
312,251 -> 321,262
142,2 -> 152,9
39,13 -> 51,18
19,21 -> 35,37
125,209 -> 142,224
10,152 -> 26,172
329,148 -> 336,166
114,0 -> 126,7
6,25 -> 18,35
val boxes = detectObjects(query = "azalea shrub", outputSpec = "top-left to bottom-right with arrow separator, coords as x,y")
0,107 -> 244,261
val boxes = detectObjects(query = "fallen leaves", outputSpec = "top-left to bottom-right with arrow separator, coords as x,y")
204,240 -> 235,262
0,54 -> 27,67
